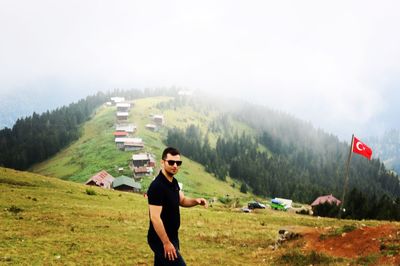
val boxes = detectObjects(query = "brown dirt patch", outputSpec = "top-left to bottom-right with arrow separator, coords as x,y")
293,224 -> 400,265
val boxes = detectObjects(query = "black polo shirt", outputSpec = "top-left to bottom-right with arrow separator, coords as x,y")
147,171 -> 181,245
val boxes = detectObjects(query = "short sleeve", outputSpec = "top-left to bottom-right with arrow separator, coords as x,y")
147,181 -> 164,206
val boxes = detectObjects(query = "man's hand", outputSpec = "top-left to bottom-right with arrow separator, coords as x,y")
196,198 -> 208,208
163,241 -> 177,261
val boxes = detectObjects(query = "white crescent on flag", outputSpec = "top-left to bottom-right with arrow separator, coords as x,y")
356,142 -> 365,151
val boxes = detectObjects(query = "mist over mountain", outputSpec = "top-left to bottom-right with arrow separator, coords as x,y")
2,85 -> 400,140
1,83 -> 399,183
2,1 -> 400,142
368,129 -> 400,174
1,89 -> 400,221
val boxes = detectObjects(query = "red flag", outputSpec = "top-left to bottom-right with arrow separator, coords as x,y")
352,136 -> 372,160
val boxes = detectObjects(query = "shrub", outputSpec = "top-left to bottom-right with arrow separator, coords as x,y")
8,205 -> 23,214
340,224 -> 357,234
218,196 -> 232,204
296,209 -> 310,215
355,254 -> 379,265
312,202 -> 340,218
277,249 -> 342,265
319,224 -> 358,240
85,188 -> 97,196
240,183 -> 247,193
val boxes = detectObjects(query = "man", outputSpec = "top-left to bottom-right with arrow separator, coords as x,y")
147,147 -> 208,265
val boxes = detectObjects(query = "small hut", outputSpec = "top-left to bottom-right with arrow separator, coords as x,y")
311,194 -> 341,208
85,170 -> 114,189
112,176 -> 141,192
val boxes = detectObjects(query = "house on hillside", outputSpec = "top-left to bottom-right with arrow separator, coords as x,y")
111,97 -> 125,105
152,115 -> 165,126
116,102 -> 131,112
112,176 -> 141,193
113,131 -> 129,138
133,166 -> 153,179
115,137 -> 144,151
132,153 -> 156,168
116,124 -> 136,134
311,194 -> 341,208
85,170 -> 114,189
116,112 -> 129,122
145,124 -> 157,132
124,140 -> 144,151
115,137 -> 126,149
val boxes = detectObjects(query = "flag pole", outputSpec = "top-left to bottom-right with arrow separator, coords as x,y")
338,134 -> 354,219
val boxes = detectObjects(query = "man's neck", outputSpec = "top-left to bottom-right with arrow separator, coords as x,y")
162,169 -> 174,182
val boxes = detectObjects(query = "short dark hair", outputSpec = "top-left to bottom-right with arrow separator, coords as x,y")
162,147 -> 181,160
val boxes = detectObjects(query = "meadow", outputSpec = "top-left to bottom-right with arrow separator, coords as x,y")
1,167 -> 391,265
5,96 -> 398,265
30,96 -> 247,199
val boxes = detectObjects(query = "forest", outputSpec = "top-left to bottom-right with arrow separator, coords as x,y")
166,124 -> 400,220
1,90 -> 400,220
0,88 -> 175,170
162,96 -> 400,221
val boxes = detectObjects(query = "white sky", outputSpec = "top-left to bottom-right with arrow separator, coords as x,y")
1,0 -> 399,140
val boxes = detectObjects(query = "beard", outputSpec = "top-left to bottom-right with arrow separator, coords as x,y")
164,168 -> 177,177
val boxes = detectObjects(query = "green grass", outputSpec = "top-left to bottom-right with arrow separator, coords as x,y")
354,254 -> 379,265
30,96 -> 249,199
276,249 -> 345,266
2,167 -> 395,265
5,96 -> 400,265
319,224 -> 358,240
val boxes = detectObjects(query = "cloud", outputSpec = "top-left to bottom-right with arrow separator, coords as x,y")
0,0 -> 399,139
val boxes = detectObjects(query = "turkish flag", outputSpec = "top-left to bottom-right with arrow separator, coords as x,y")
352,136 -> 373,160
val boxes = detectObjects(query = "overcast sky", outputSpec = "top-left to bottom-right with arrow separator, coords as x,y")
1,0 -> 399,140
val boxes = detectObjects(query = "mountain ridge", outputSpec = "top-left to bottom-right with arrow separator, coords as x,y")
2,90 -> 399,220
31,96 -> 247,200
30,94 -> 400,203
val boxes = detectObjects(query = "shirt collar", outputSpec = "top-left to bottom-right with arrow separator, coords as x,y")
159,170 -> 176,185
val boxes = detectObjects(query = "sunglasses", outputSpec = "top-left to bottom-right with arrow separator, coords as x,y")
165,160 -> 182,166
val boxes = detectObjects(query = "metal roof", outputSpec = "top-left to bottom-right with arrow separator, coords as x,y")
116,112 -> 129,116
116,124 -> 136,132
85,170 -> 114,187
112,176 -> 141,189
311,194 -> 341,206
111,97 -> 125,103
132,153 -> 150,160
115,137 -> 142,143
116,103 -> 131,108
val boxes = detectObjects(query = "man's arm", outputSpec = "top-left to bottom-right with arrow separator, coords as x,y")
148,204 -> 177,261
179,191 -> 208,208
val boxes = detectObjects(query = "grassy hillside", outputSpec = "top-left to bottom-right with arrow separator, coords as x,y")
1,167 -> 393,265
31,96 -> 247,199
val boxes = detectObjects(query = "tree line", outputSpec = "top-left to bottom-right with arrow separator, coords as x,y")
159,96 -> 400,220
367,128 -> 400,174
165,124 -> 400,220
0,88 -> 178,170
313,187 -> 400,221
0,92 -> 108,170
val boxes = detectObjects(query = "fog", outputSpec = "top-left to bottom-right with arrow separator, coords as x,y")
1,1 -> 399,140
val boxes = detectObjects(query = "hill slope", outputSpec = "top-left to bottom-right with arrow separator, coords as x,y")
31,96 -> 247,199
30,94 -> 400,211
2,167 -> 397,265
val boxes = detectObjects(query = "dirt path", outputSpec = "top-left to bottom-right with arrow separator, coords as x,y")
292,224 -> 400,265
